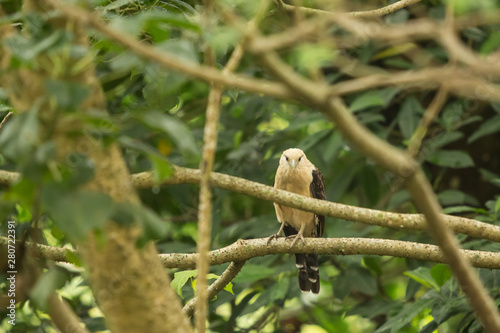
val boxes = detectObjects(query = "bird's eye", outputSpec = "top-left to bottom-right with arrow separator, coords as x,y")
298,156 -> 302,162
285,156 -> 289,161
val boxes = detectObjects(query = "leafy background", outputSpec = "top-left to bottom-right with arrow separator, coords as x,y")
1,0 -> 500,332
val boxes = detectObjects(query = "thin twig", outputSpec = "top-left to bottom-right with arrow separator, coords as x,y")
184,261 -> 245,317
195,0 -> 220,329
350,0 -> 422,18
276,0 -> 422,18
0,111 -> 13,132
408,86 -> 449,156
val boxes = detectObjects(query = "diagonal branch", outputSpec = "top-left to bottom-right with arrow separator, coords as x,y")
244,21 -> 500,329
183,261 -> 245,317
45,0 -> 293,100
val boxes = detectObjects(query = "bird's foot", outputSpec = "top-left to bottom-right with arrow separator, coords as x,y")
287,234 -> 306,249
267,233 -> 281,245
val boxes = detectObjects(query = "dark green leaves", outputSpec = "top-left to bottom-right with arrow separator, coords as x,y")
0,109 -> 39,161
138,111 -> 199,159
44,79 -> 90,110
426,150 -> 475,168
468,114 -> 500,143
171,269 -> 233,299
349,87 -> 400,112
41,188 -> 114,239
398,96 -> 424,140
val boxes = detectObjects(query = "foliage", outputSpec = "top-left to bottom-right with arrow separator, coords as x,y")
1,0 -> 500,332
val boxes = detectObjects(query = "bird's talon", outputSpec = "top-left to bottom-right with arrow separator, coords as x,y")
267,233 -> 280,245
288,234 -> 306,249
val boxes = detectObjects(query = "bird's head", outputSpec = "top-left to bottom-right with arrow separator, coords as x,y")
279,148 -> 308,170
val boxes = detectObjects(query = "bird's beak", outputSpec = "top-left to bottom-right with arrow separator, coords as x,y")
289,159 -> 297,168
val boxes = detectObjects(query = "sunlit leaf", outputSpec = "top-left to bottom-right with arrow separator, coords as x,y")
405,267 -> 439,291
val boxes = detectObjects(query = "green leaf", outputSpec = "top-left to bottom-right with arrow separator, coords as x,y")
468,114 -> 500,143
479,168 -> 500,189
269,275 -> 290,302
30,268 -> 69,311
404,267 -> 440,291
143,66 -> 187,111
232,264 -> 275,283
157,39 -> 199,64
426,150 -> 474,168
223,281 -> 234,295
140,111 -> 199,157
135,206 -> 169,247
0,108 -> 39,161
349,87 -> 400,112
44,79 -> 90,110
430,264 -> 452,287
446,0 -> 496,15
360,166 -> 380,206
333,271 -> 351,300
437,189 -> 479,206
150,155 -> 173,184
41,188 -> 114,239
375,298 -> 434,333
363,257 -> 382,276
442,205 -> 481,215
109,15 -> 142,38
350,267 -> 377,296
291,42 -> 337,73
206,26 -> 242,56
15,203 -> 32,223
480,30 -> 500,55
398,96 -> 424,140
171,269 -> 197,298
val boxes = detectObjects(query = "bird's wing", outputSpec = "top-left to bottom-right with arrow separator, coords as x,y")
310,168 -> 326,237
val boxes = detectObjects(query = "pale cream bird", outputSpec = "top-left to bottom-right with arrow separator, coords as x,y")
268,148 -> 326,294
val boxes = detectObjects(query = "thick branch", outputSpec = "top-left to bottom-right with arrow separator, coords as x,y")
159,237 -> 500,270
132,167 -> 500,243
5,237 -> 500,270
3,166 -> 500,243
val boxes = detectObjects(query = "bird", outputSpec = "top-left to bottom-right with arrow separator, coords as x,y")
268,148 -> 326,294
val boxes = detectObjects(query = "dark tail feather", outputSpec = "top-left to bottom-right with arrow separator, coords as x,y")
295,253 -> 320,294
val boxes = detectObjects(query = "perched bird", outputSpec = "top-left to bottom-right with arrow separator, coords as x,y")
269,148 -> 326,294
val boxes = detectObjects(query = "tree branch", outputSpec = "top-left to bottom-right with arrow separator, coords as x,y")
6,236 -> 500,270
350,0 -> 422,18
244,18 -> 500,328
159,237 -> 500,270
3,1 -> 194,332
137,166 -> 500,243
183,261 -> 245,317
276,0 -> 422,18
46,0 -> 293,101
3,166 -> 500,243
0,111 -> 13,132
